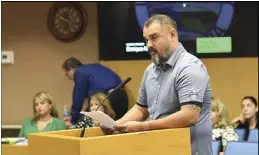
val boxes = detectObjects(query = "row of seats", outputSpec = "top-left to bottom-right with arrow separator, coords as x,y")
235,129 -> 258,142
212,129 -> 258,155
213,141 -> 258,155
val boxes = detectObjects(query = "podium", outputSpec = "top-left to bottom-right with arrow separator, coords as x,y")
2,127 -> 191,155
27,127 -> 191,155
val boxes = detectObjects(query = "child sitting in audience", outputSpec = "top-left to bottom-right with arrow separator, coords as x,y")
19,92 -> 66,138
211,97 -> 238,151
64,92 -> 116,129
231,96 -> 258,140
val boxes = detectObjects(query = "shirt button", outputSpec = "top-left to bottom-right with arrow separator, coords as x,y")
154,100 -> 156,103
158,85 -> 160,88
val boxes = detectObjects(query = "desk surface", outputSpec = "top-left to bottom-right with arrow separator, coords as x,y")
2,125 -> 22,129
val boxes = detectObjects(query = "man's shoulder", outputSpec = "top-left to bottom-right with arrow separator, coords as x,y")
78,63 -> 115,72
75,64 -> 94,75
176,52 -> 206,72
144,63 -> 155,74
76,64 -> 93,70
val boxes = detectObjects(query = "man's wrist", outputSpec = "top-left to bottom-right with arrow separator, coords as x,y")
116,119 -> 126,126
142,121 -> 150,131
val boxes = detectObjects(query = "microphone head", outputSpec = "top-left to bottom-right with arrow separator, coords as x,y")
108,77 -> 132,95
124,77 -> 132,83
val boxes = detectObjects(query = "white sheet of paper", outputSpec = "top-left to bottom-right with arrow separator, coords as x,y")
80,111 -> 117,129
1,137 -> 28,145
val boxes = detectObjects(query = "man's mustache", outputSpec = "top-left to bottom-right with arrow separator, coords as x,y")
148,48 -> 157,54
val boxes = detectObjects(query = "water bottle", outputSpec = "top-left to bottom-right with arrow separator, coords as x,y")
63,105 -> 69,117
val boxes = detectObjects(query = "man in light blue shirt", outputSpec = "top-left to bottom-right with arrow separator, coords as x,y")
103,14 -> 212,155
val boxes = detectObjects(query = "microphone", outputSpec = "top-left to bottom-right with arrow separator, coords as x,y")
80,77 -> 132,137
80,123 -> 86,137
96,77 -> 132,111
108,77 -> 132,95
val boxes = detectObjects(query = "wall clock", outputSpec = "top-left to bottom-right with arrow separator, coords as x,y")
47,2 -> 88,42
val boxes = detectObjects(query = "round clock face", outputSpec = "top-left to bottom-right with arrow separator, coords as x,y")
47,2 -> 87,42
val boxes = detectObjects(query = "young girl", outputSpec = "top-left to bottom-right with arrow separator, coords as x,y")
65,92 -> 116,129
19,92 -> 66,138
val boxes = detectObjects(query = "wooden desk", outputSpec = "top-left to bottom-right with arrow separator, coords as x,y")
2,144 -> 28,155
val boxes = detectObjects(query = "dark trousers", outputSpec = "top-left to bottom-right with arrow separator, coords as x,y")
108,89 -> 128,120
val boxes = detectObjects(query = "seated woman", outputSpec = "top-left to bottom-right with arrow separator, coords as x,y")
211,97 -> 238,151
19,92 -> 66,138
231,96 -> 258,140
65,92 -> 116,129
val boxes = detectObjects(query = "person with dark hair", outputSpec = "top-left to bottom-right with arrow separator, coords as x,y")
231,96 -> 258,140
62,57 -> 128,124
102,14 -> 213,155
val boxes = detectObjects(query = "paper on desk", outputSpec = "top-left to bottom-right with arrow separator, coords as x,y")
1,137 -> 28,145
80,111 -> 117,129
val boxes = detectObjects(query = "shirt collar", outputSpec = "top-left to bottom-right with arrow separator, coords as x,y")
166,42 -> 185,68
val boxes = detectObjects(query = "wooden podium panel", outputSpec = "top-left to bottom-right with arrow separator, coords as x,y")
2,145 -> 28,155
46,127 -> 104,138
80,128 -> 191,155
27,127 -> 191,155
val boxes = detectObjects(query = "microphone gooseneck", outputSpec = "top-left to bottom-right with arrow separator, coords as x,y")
80,124 -> 86,137
96,77 -> 132,111
80,77 -> 132,137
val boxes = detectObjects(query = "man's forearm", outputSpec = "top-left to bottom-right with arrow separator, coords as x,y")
146,110 -> 197,130
71,111 -> 79,124
117,104 -> 149,125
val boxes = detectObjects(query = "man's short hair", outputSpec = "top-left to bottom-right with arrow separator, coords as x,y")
62,57 -> 83,71
144,14 -> 177,30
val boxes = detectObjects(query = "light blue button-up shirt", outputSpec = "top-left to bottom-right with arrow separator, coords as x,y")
137,43 -> 212,155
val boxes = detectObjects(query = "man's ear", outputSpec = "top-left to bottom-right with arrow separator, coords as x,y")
170,28 -> 177,39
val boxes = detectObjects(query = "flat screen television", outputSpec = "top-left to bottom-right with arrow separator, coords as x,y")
97,2 -> 258,60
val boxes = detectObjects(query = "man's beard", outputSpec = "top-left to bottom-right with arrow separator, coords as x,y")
151,47 -> 172,66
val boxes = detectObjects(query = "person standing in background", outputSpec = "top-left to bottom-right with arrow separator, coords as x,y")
62,57 -> 128,124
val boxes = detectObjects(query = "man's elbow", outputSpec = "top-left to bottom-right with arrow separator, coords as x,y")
186,114 -> 200,126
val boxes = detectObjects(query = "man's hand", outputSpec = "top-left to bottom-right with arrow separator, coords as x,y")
64,120 -> 73,127
100,125 -> 116,135
64,116 -> 71,122
63,116 -> 72,127
115,121 -> 149,133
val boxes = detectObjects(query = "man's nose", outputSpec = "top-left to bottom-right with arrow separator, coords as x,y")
146,40 -> 153,49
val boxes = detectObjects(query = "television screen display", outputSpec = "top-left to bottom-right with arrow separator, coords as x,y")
97,2 -> 258,60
